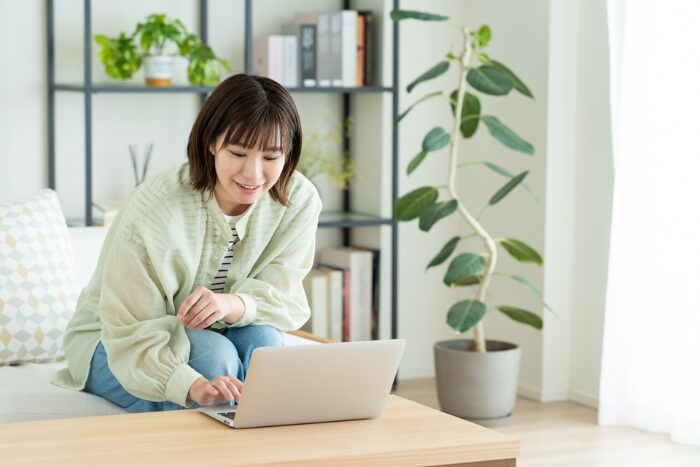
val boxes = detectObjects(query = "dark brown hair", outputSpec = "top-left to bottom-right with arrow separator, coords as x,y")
187,74 -> 302,205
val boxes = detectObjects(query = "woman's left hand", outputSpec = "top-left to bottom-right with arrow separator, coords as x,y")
177,286 -> 239,329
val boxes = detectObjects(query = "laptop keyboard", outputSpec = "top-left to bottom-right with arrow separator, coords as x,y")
218,411 -> 236,420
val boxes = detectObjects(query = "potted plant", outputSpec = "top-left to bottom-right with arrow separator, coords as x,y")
297,116 -> 357,198
391,10 -> 551,426
94,13 -> 230,87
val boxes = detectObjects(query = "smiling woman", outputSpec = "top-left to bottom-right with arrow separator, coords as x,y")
50,74 -> 322,412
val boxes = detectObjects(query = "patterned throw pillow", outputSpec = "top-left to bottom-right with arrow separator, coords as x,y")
0,189 -> 79,365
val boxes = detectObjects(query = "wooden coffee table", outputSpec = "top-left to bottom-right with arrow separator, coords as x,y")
0,395 -> 519,466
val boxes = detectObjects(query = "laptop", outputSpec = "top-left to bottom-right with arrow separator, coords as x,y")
197,338 -> 405,428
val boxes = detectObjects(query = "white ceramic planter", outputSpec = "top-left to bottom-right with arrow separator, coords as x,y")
434,339 -> 521,427
143,55 -> 174,87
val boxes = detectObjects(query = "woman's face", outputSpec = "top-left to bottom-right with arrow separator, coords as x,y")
210,131 -> 286,216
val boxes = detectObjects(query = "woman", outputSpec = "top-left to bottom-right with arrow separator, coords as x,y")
51,74 -> 322,411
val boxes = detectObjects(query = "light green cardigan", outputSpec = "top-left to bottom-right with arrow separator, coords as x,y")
51,163 -> 322,408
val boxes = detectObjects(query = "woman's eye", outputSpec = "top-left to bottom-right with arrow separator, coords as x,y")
264,156 -> 280,161
230,152 -> 245,158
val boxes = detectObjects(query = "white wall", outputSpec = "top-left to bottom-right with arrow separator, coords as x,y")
0,0 -> 614,407
0,1 -> 47,202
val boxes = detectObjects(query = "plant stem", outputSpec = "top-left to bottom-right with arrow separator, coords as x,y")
448,29 -> 498,353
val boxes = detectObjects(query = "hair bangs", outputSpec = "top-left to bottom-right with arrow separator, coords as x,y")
223,106 -> 294,155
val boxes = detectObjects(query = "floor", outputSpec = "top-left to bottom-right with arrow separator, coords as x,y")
392,378 -> 700,467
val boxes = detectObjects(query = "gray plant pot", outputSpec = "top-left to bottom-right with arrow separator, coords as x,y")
434,339 -> 521,427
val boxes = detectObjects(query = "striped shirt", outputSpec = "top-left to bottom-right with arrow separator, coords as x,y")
210,214 -> 242,293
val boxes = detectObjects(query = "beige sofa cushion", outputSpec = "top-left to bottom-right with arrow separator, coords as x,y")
0,189 -> 79,365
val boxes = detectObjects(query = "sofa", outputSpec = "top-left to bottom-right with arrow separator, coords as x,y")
0,224 -> 320,423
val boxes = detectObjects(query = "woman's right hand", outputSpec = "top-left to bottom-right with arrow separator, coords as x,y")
188,376 -> 243,406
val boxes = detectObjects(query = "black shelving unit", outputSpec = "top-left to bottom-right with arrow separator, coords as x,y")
46,0 -> 400,345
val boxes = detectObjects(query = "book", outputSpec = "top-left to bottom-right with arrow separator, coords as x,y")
340,10 -> 358,88
359,11 -> 374,86
252,35 -> 284,84
302,268 -> 329,337
315,12 -> 332,86
356,12 -> 365,86
282,35 -> 298,87
351,246 -> 381,340
317,266 -> 344,342
283,23 -> 317,87
318,247 -> 373,341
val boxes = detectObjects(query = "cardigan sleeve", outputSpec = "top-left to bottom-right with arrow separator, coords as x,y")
97,226 -> 202,408
228,196 -> 322,331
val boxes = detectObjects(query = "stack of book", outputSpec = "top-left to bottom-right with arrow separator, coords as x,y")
302,246 -> 380,342
253,10 -> 375,88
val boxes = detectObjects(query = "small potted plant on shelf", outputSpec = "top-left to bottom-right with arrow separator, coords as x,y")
94,13 -> 230,87
392,9 -> 551,426
296,117 -> 357,199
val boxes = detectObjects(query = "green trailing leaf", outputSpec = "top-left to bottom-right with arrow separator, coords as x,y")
449,90 -> 481,138
94,33 -> 141,80
489,171 -> 529,205
407,61 -> 450,93
496,238 -> 543,265
506,274 -> 553,312
447,300 -> 487,333
497,306 -> 543,329
390,10 -> 450,21
427,237 -> 460,270
486,59 -> 533,98
476,25 -> 491,47
444,253 -> 487,286
481,116 -> 534,155
466,65 -> 513,96
422,127 -> 451,152
407,151 -> 428,175
482,162 -> 533,193
419,199 -> 458,231
395,187 -> 438,221
396,91 -> 442,124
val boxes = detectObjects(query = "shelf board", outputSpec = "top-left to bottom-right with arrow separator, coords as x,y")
52,83 -> 394,95
53,84 -> 212,94
318,211 -> 395,228
288,86 -> 393,94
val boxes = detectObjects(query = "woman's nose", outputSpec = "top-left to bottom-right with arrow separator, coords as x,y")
242,156 -> 262,179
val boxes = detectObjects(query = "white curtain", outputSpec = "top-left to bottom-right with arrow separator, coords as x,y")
599,0 -> 700,446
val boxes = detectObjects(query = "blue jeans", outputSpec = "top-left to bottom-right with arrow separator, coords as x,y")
84,325 -> 284,413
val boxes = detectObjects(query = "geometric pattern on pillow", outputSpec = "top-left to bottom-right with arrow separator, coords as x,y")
0,189 -> 79,365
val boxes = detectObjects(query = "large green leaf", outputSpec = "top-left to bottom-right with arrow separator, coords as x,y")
482,162 -> 533,193
444,253 -> 487,286
419,199 -> 458,232
390,10 -> 450,21
396,91 -> 442,124
481,116 -> 534,155
506,274 -> 553,311
497,306 -> 543,329
447,300 -> 487,333
395,187 -> 438,221
466,66 -> 513,96
407,61 -> 450,93
488,60 -> 533,98
496,238 -> 543,265
489,171 -> 528,205
422,127 -> 451,152
427,236 -> 460,270
407,151 -> 428,175
449,90 -> 480,138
